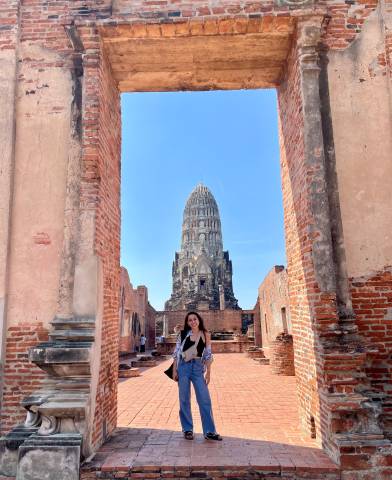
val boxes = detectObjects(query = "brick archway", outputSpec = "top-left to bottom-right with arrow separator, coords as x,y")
1,1 -> 392,479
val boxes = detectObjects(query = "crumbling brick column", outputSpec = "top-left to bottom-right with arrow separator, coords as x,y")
278,13 -> 392,476
1,6 -> 120,478
278,14 -> 333,443
270,333 -> 295,376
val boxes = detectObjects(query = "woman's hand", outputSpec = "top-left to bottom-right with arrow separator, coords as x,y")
204,370 -> 210,385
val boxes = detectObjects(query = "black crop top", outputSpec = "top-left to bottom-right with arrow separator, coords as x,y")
180,330 -> 205,357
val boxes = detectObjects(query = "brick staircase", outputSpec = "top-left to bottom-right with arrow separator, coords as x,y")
245,347 -> 269,365
80,428 -> 340,480
81,464 -> 340,479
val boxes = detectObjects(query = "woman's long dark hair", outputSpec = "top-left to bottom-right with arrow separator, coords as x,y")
183,311 -> 208,333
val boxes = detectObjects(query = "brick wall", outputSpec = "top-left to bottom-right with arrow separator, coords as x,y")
0,0 -> 20,432
0,1 -> 19,51
386,0 -> 392,79
81,42 -> 121,450
253,297 -> 262,347
158,337 -> 252,355
145,302 -> 156,349
119,267 -> 133,354
350,268 -> 392,440
258,266 -> 291,358
0,0 -> 77,435
324,0 -> 379,50
277,41 -> 322,439
158,309 -> 244,336
109,0 -> 377,34
1,324 -> 48,432
270,333 -> 295,376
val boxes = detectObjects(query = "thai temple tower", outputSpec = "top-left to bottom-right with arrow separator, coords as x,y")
165,184 -> 239,311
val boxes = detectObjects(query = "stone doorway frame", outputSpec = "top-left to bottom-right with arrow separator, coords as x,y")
87,10 -> 341,449
2,6 -> 391,480
73,10 -> 386,467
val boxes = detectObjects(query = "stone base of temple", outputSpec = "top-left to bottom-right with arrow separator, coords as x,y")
156,309 -> 257,340
0,424 -> 39,478
157,337 -> 253,356
16,433 -> 82,480
212,339 -> 252,353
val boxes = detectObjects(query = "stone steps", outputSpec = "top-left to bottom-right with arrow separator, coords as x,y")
245,347 -> 266,359
246,347 -> 271,365
81,463 -> 340,480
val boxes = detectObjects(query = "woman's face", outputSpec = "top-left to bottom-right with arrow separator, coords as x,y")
187,314 -> 199,329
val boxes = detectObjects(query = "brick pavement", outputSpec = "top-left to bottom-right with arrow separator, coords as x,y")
81,354 -> 339,479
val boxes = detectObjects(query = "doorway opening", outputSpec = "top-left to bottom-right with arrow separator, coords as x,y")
80,15 -> 340,477
118,86 -> 298,444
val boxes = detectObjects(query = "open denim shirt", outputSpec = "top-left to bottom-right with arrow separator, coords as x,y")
172,330 -> 213,367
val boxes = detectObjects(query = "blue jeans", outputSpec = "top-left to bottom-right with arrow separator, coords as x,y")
177,358 -> 216,435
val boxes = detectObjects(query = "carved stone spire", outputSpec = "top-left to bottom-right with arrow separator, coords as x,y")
165,184 -> 239,311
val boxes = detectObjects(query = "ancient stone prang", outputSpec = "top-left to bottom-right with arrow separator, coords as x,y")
165,184 -> 238,311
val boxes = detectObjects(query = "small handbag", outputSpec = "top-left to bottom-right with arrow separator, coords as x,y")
163,333 -> 188,382
164,362 -> 177,381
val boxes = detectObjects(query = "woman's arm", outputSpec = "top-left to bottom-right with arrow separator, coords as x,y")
172,334 -> 181,380
202,331 -> 213,384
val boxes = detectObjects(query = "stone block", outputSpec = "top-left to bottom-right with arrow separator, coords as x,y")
255,358 -> 270,365
16,433 -> 82,480
0,425 -> 38,477
119,368 -> 140,378
136,355 -> 153,361
0,439 -> 18,478
131,360 -> 157,368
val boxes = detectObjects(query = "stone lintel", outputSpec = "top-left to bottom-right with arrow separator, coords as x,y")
100,17 -> 298,92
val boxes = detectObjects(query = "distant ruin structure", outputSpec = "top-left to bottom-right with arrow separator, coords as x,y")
119,267 -> 156,355
258,265 -> 291,357
165,184 -> 239,311
258,265 -> 294,375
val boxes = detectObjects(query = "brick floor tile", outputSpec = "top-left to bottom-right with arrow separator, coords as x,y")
101,451 -> 137,471
84,354 -> 339,477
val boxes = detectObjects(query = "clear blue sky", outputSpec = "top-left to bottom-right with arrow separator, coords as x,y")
121,89 -> 286,311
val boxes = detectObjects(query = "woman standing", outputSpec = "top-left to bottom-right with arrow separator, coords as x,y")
172,311 -> 222,441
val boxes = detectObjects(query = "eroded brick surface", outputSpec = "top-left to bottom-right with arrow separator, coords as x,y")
351,268 -> 392,440
0,323 -> 48,433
